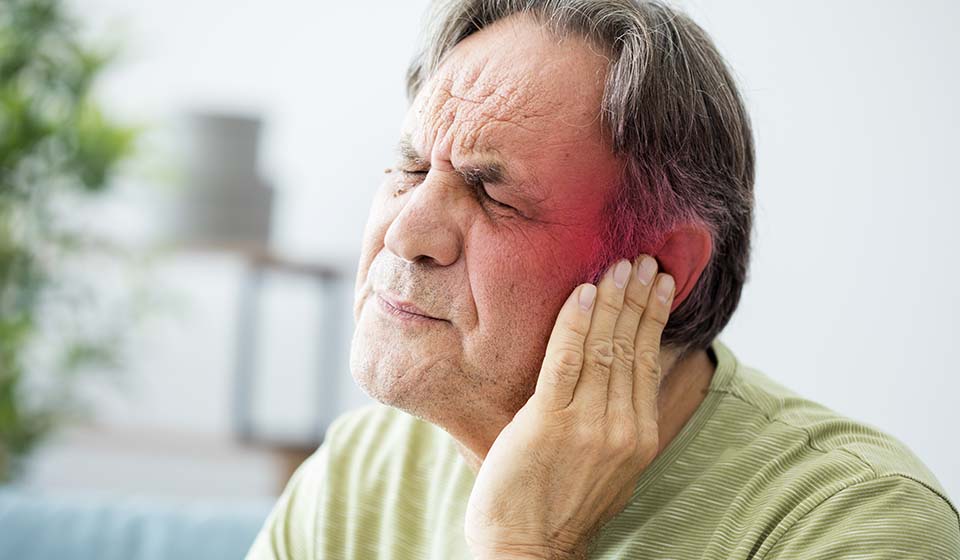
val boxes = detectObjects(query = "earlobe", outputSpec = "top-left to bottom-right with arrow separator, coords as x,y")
652,224 -> 713,312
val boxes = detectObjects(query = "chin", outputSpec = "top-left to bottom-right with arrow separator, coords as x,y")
348,333 -> 401,406
348,326 -> 458,419
347,302 -> 539,432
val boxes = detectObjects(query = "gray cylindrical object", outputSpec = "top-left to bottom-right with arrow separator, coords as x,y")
163,110 -> 275,248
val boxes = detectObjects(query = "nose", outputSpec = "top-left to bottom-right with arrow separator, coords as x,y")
383,172 -> 463,266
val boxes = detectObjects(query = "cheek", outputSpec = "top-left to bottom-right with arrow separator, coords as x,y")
355,186 -> 400,294
467,226 -> 598,337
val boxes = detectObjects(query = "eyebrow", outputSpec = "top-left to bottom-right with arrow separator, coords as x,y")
395,135 -> 544,205
396,136 -> 429,168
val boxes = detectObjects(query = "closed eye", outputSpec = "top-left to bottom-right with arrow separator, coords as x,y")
461,173 -> 516,212
398,169 -> 516,213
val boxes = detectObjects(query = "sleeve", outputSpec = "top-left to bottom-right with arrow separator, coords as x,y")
765,475 -> 960,559
244,444 -> 329,560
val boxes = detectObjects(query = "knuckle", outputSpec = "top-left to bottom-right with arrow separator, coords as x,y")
634,349 -> 662,375
573,421 -> 601,449
612,333 -> 636,363
612,349 -> 634,373
551,344 -> 584,371
584,341 -> 616,370
645,309 -> 669,329
596,295 -> 622,316
622,294 -> 647,317
563,314 -> 590,338
636,418 -> 659,440
607,427 -> 640,457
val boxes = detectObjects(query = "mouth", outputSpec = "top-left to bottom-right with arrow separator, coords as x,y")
375,292 -> 444,323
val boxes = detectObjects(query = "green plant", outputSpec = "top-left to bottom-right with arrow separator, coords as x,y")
0,0 -> 138,481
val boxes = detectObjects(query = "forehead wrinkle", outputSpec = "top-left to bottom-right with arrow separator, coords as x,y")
426,57 -> 558,147
409,45 -> 595,213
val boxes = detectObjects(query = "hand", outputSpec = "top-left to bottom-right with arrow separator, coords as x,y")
464,255 -> 675,560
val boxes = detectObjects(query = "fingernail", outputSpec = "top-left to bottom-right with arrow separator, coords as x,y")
579,284 -> 597,310
613,260 -> 631,289
657,275 -> 675,303
636,256 -> 656,286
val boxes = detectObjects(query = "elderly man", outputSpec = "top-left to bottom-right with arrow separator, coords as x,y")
247,1 -> 960,558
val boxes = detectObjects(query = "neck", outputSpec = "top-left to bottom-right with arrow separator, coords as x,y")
453,346 -> 717,473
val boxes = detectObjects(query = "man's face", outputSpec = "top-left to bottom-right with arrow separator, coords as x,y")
349,15 -> 621,428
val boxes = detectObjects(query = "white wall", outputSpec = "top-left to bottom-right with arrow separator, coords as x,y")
67,0 -> 959,501
681,0 -> 960,501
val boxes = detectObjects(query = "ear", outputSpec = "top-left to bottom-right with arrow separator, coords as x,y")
652,224 -> 713,312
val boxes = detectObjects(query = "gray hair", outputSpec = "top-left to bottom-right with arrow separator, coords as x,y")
406,0 -> 755,360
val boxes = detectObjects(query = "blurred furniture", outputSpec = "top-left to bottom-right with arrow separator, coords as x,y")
0,488 -> 272,560
160,111 -> 275,248
232,248 -> 352,483
157,109 -> 353,486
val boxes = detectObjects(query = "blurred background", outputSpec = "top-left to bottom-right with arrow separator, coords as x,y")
1,0 -> 957,557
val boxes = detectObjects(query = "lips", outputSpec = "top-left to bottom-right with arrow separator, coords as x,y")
376,291 -> 440,320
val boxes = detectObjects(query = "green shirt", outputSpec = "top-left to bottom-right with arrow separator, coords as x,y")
246,338 -> 960,559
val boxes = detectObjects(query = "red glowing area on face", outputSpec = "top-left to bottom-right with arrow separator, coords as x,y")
349,14 -> 623,429
401,21 -> 622,287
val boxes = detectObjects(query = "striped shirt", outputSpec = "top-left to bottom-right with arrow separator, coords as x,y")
247,338 -> 960,559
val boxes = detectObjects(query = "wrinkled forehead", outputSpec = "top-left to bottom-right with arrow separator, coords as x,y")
404,16 -> 610,163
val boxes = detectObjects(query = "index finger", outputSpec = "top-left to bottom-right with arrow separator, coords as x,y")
533,283 -> 596,411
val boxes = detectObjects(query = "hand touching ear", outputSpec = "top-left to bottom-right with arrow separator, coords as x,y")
465,255 -> 675,560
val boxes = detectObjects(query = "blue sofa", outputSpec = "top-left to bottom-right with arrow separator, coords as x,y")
0,488 -> 273,559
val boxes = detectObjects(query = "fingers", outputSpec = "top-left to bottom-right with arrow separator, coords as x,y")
632,272 -> 675,422
570,259 -> 632,406
534,283 -> 597,410
533,256 -> 675,418
607,255 -> 659,411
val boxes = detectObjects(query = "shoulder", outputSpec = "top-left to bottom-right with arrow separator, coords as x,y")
764,474 -> 960,558
708,341 -> 959,555
714,342 -> 952,503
